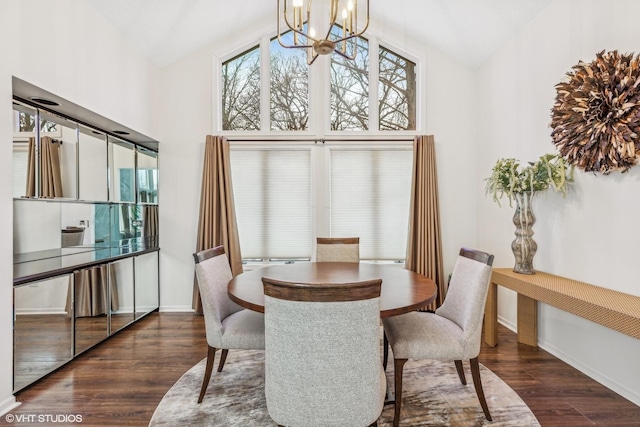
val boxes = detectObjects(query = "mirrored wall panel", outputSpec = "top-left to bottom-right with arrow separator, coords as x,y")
12,199 -> 156,255
12,102 -> 37,199
109,257 -> 134,333
109,137 -> 136,203
78,125 -> 108,201
14,275 -> 73,392
39,110 -> 78,199
110,204 -> 142,245
134,251 -> 159,319
13,199 -> 112,254
137,147 -> 158,204
73,265 -> 110,355
12,102 -> 80,200
13,199 -> 62,254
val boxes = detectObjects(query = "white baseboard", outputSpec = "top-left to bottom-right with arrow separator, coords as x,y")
0,396 -> 20,416
159,306 -> 194,313
497,315 -> 516,333
496,318 -> 640,407
15,308 -> 67,316
538,336 -> 640,407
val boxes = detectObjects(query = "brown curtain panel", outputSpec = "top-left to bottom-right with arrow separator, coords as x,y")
26,136 -> 63,198
193,135 -> 243,314
406,135 -> 446,310
143,205 -> 159,247
66,265 -> 119,317
26,137 -> 36,197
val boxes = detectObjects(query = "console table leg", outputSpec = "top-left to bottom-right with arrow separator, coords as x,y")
484,282 -> 498,347
517,294 -> 538,346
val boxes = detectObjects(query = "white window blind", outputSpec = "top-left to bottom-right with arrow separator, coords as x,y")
330,149 -> 413,260
230,149 -> 312,260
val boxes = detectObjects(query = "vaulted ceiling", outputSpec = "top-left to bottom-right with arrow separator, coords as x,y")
87,0 -> 552,69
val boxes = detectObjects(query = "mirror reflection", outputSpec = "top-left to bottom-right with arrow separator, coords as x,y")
38,110 -> 78,199
12,103 -> 37,199
12,103 -> 80,200
110,258 -> 135,333
78,126 -> 108,201
72,265 -> 109,355
111,204 -> 142,244
137,147 -> 158,204
135,251 -> 159,319
109,137 -> 136,203
13,199 -> 62,254
14,276 -> 73,392
13,200 -> 158,255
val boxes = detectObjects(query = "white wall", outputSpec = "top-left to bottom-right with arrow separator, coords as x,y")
477,0 -> 640,406
156,20 -> 479,312
1,0 -> 158,414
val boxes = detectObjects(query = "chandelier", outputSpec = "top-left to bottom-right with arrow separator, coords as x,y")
276,0 -> 370,64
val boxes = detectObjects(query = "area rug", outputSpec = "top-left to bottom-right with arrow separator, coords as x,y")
150,350 -> 540,426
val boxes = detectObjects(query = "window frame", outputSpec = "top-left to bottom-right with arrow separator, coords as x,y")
212,27 -> 426,139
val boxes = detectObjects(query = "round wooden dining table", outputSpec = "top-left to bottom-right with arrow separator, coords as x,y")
228,262 -> 438,318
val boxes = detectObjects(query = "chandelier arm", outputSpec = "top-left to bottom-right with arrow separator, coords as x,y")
323,21 -> 340,42
332,28 -> 366,45
332,14 -> 369,44
307,51 -> 320,65
332,46 -> 357,61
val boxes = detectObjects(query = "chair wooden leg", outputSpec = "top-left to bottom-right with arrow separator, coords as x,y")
217,349 -> 229,372
198,346 -> 217,403
393,358 -> 408,427
470,357 -> 492,421
454,360 -> 466,385
383,333 -> 389,371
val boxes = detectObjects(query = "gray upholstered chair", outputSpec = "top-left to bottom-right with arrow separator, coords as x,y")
193,245 -> 265,403
262,276 -> 385,427
382,247 -> 494,426
315,237 -> 360,262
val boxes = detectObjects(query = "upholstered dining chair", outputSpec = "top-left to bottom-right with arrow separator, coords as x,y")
262,276 -> 385,427
315,237 -> 360,262
193,245 -> 265,403
382,247 -> 494,426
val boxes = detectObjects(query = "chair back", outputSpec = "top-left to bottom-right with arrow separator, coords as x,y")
262,276 -> 384,427
315,237 -> 360,262
193,246 -> 242,345
435,248 -> 493,358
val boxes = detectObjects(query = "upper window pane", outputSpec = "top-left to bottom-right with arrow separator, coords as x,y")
379,46 -> 416,130
330,33 -> 369,131
270,30 -> 309,131
222,45 -> 261,131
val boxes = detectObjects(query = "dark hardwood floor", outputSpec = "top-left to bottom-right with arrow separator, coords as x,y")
9,312 -> 640,426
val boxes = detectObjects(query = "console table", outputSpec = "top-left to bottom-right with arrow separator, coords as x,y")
484,268 -> 640,347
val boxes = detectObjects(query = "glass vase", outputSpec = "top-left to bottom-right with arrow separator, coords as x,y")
511,192 -> 537,274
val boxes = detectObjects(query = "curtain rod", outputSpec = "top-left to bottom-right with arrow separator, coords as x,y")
227,137 -> 416,143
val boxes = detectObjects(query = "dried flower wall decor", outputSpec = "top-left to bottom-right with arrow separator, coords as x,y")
550,50 -> 640,174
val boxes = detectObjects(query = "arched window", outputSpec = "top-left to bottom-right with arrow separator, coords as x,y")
218,34 -> 418,133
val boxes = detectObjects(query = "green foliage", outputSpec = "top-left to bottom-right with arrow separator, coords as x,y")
485,153 -> 574,207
